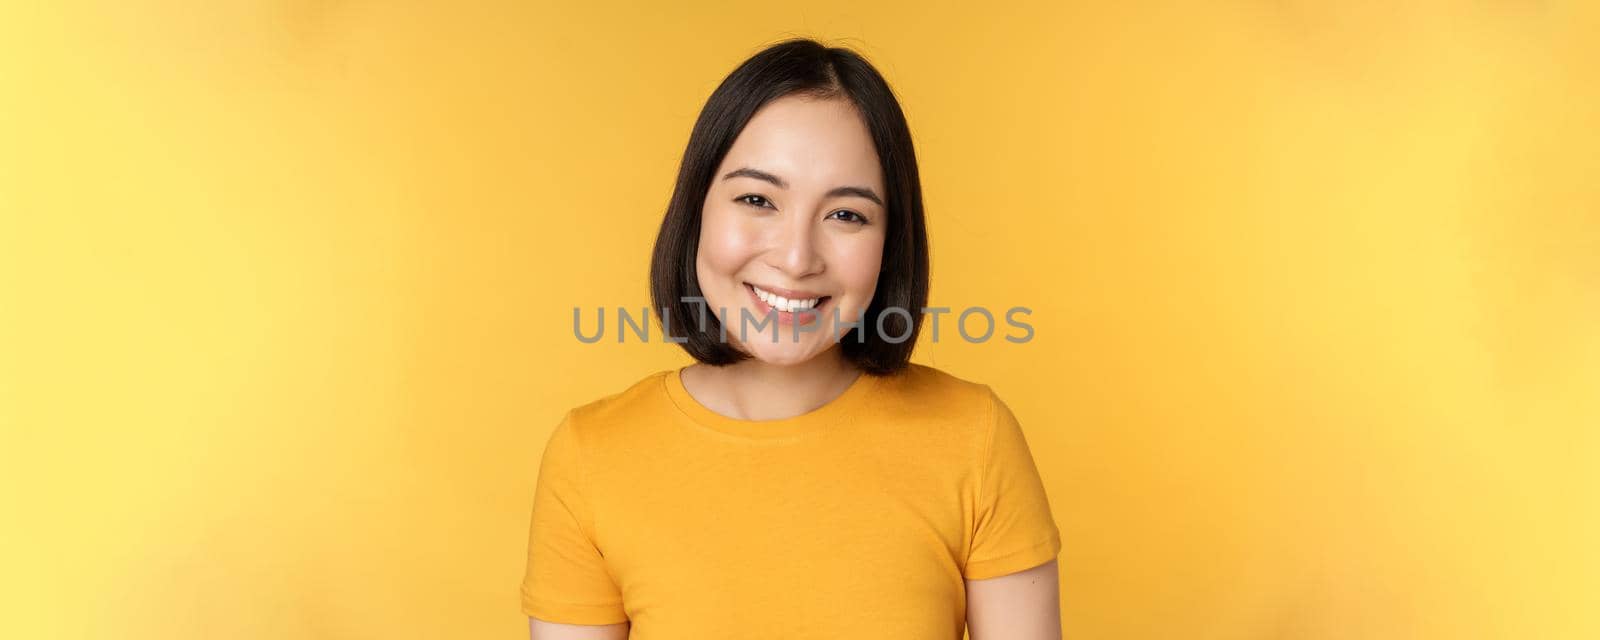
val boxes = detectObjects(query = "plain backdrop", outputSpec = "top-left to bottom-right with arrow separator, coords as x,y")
2,1 -> 1597,638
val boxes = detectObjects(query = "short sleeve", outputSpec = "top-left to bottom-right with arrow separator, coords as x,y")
963,388 -> 1063,580
520,411 -> 628,624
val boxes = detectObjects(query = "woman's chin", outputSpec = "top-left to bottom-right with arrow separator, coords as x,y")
738,339 -> 827,366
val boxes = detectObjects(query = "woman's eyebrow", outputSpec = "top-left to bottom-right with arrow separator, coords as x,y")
826,185 -> 883,206
722,167 -> 884,206
722,167 -> 788,189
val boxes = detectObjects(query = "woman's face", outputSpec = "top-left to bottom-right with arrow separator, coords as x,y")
696,94 -> 887,366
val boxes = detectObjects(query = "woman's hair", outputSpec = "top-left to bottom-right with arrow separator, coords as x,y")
649,38 -> 930,376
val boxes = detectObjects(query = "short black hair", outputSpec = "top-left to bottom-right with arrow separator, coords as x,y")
649,38 -> 930,376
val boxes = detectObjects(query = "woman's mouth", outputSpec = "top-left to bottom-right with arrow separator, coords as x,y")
744,282 -> 832,326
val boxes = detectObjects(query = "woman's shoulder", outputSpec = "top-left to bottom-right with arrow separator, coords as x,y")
889,361 -> 982,386
875,362 -> 1003,418
883,361 -> 993,393
556,368 -> 676,431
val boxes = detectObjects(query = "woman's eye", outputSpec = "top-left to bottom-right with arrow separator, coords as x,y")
736,194 -> 772,209
829,210 -> 868,225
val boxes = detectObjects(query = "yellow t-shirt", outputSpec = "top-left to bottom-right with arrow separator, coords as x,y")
520,363 -> 1061,638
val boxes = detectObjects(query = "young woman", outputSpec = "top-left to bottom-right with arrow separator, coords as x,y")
522,38 -> 1062,639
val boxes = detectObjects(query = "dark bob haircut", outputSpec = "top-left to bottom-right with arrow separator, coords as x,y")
649,38 -> 930,376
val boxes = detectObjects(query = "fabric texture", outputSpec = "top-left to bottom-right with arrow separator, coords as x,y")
520,363 -> 1061,638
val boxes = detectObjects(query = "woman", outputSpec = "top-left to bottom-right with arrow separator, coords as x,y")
522,38 -> 1062,639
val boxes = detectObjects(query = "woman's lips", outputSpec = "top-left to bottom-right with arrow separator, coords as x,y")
746,282 -> 827,300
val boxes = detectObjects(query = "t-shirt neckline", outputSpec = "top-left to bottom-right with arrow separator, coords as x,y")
661,365 -> 879,440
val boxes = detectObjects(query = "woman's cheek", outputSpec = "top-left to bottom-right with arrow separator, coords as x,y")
836,237 -> 884,314
694,206 -> 761,322
698,209 -> 759,273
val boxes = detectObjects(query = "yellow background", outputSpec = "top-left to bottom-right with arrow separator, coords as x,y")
2,1 -> 1596,638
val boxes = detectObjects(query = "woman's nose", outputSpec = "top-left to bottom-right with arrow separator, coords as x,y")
770,217 -> 825,277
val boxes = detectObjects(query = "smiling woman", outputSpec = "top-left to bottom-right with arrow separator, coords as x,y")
522,38 -> 1063,640
649,40 -> 927,375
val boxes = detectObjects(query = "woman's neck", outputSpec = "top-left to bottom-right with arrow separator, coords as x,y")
680,349 -> 862,421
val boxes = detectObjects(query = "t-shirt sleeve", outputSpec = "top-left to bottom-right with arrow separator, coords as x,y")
963,387 -> 1064,580
520,410 -> 629,624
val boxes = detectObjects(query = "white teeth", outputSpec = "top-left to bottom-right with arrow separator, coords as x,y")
751,285 -> 822,312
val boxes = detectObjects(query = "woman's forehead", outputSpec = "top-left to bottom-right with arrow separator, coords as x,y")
717,95 -> 884,193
